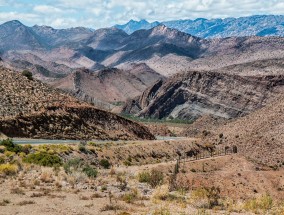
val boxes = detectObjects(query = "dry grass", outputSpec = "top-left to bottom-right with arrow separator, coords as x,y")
17,200 -> 35,206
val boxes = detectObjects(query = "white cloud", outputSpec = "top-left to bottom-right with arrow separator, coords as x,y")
1,0 -> 284,28
33,5 -> 62,14
0,12 -> 39,24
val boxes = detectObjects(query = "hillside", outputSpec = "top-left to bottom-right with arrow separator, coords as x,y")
0,67 -> 154,140
123,71 -> 284,120
205,96 -> 284,166
51,63 -> 164,103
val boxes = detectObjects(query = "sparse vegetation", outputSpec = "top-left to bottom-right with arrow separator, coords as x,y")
23,152 -> 62,167
190,186 -> 221,209
0,139 -> 23,154
82,165 -> 98,178
243,194 -> 273,213
21,70 -> 33,80
138,169 -> 164,188
0,163 -> 18,176
99,159 -> 111,169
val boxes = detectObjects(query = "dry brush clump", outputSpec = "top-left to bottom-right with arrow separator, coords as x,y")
138,169 -> 164,188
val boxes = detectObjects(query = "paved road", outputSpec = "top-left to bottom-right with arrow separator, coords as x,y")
13,139 -> 80,145
13,136 -> 188,145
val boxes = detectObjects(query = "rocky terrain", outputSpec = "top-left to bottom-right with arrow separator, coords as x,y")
0,137 -> 283,215
116,15 -> 284,37
0,67 -> 154,140
51,63 -> 164,104
204,95 -> 284,167
123,71 -> 284,120
1,20 -> 284,111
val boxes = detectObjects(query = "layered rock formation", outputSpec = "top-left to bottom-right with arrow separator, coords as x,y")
0,67 -> 155,140
123,71 -> 284,120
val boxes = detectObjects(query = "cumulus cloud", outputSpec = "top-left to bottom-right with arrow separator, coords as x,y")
0,0 -> 284,28
33,5 -> 63,14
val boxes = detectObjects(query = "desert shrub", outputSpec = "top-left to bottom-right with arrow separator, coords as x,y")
38,144 -> 72,155
22,70 -> 33,80
100,204 -> 122,211
63,158 -> 83,174
0,156 -> 5,164
138,171 -> 151,183
243,194 -> 273,213
122,189 -> 138,203
0,146 -> 5,153
0,163 -> 18,175
78,143 -> 88,153
23,152 -> 62,167
99,159 -> 111,169
0,139 -> 23,153
138,169 -> 164,188
82,165 -> 98,178
152,207 -> 171,215
190,186 -> 221,209
116,174 -> 127,191
64,158 -> 98,179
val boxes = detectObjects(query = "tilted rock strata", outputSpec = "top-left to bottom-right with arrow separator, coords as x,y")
123,71 -> 284,120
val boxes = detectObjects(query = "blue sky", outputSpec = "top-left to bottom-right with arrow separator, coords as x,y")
0,0 -> 284,29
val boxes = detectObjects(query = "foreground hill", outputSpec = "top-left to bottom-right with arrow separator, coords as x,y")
0,67 -> 154,140
123,71 -> 284,120
206,96 -> 284,166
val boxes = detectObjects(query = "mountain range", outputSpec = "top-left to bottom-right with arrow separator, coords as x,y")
115,15 -> 284,38
0,18 -> 284,121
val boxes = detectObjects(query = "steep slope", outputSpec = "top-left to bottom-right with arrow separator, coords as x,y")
206,96 -> 284,166
85,27 -> 128,50
0,20 -> 45,51
51,63 -> 164,103
123,71 -> 284,120
0,67 -> 154,140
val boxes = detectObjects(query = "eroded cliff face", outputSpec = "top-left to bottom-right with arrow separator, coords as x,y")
123,71 -> 284,120
0,67 -> 155,140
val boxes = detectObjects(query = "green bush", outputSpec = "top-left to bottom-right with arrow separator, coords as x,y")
22,70 -> 33,80
82,165 -> 98,178
0,156 -> 5,164
23,152 -> 62,167
63,158 -> 83,174
0,139 -> 23,154
138,169 -> 164,188
78,144 -> 88,153
99,159 -> 111,169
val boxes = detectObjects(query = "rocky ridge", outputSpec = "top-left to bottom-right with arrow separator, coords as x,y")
0,67 -> 154,140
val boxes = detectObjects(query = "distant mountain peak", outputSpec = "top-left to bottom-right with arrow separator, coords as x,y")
115,19 -> 160,34
116,15 -> 284,38
3,20 -> 24,26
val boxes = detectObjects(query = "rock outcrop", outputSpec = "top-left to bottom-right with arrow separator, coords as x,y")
0,67 -> 155,140
123,71 -> 284,120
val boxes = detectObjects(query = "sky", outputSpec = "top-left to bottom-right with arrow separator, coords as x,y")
0,0 -> 284,29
